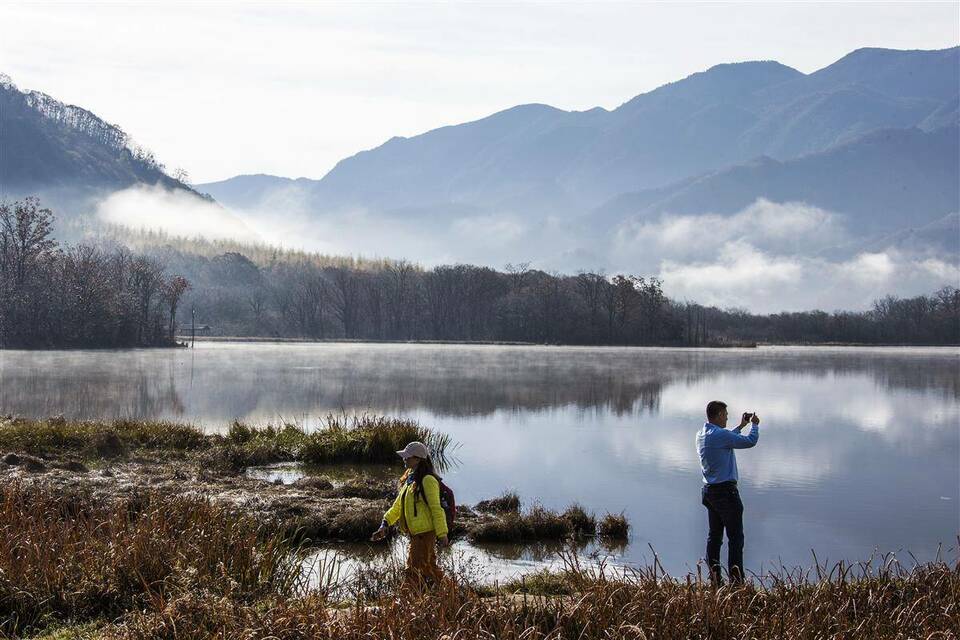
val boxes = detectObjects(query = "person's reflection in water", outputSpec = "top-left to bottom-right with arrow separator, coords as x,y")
696,400 -> 761,585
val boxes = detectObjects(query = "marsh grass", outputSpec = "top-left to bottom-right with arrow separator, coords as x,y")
3,482 -> 957,639
562,503 -> 597,536
468,500 -> 622,544
597,512 -> 629,539
0,414 -> 451,470
299,414 -> 452,466
0,417 -> 206,459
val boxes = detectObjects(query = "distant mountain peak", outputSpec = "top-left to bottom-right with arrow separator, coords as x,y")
617,58 -> 802,112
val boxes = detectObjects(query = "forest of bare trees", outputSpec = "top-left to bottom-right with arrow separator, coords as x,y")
0,199 -> 188,348
150,234 -> 959,347
2,199 -> 958,349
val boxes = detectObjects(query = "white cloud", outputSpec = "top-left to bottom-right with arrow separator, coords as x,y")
658,241 -> 805,302
839,252 -> 895,284
615,199 -> 846,261
658,248 -> 959,313
622,199 -> 959,313
919,258 -> 960,282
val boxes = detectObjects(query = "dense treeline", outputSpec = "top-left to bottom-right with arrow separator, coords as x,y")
4,200 -> 958,348
0,199 -> 188,348
140,232 -> 960,346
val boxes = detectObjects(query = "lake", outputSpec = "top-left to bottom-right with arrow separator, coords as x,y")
1,342 -> 957,580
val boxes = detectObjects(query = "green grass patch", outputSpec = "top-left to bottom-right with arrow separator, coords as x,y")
479,569 -> 578,597
0,414 -> 451,470
0,417 -> 206,458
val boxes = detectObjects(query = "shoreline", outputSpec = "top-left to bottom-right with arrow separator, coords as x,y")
4,336 -> 958,351
179,335 -> 960,348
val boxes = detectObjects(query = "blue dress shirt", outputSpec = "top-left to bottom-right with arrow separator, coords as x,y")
697,421 -> 759,485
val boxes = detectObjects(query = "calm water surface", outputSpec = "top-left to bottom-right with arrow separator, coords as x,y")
1,342 -> 957,579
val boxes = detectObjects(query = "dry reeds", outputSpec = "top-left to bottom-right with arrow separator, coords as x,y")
0,482 -> 300,637
468,499 -> 624,544
106,554 -> 960,640
475,490 -> 521,513
597,512 -> 629,540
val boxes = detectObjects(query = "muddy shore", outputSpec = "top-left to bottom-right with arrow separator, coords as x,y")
0,452 -> 509,544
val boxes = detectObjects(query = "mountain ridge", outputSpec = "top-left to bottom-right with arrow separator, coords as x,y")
199,46 -> 959,219
0,73 -> 201,215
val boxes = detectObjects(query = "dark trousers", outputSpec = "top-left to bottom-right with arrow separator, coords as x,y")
701,482 -> 744,584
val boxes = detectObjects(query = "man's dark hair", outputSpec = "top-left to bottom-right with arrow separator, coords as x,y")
706,400 -> 727,422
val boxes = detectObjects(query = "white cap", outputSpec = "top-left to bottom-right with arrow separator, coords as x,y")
397,441 -> 430,459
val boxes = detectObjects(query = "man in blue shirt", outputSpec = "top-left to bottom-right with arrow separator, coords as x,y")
697,400 -> 760,584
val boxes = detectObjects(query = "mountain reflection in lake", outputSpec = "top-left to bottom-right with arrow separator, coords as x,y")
1,343 -> 957,574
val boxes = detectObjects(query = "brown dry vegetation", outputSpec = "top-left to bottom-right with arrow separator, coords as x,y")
1,482 -> 957,639
468,502 -> 628,544
98,559 -> 960,640
0,483 -> 300,637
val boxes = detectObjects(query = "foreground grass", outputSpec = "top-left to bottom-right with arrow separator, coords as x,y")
0,414 -> 450,470
0,483 -> 301,637
101,558 -> 960,640
4,484 -> 956,640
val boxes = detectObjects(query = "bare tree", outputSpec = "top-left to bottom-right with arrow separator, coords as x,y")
162,275 -> 191,340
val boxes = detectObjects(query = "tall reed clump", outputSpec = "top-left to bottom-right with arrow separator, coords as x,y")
300,414 -> 452,466
105,555 -> 960,639
0,482 -> 301,637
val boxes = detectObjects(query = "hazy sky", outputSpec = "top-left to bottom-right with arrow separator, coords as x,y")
2,1 -> 958,183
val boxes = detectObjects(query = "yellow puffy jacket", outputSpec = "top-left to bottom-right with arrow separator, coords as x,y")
384,473 -> 448,538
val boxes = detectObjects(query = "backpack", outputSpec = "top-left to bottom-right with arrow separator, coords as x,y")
437,478 -> 456,532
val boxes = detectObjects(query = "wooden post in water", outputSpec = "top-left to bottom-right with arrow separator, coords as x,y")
191,306 -> 196,349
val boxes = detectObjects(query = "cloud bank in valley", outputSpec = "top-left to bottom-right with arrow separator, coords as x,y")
96,187 -> 958,314
606,199 -> 959,312
96,185 -> 260,243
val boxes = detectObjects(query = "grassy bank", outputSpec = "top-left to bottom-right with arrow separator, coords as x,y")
0,414 -> 451,470
3,484 -> 956,639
